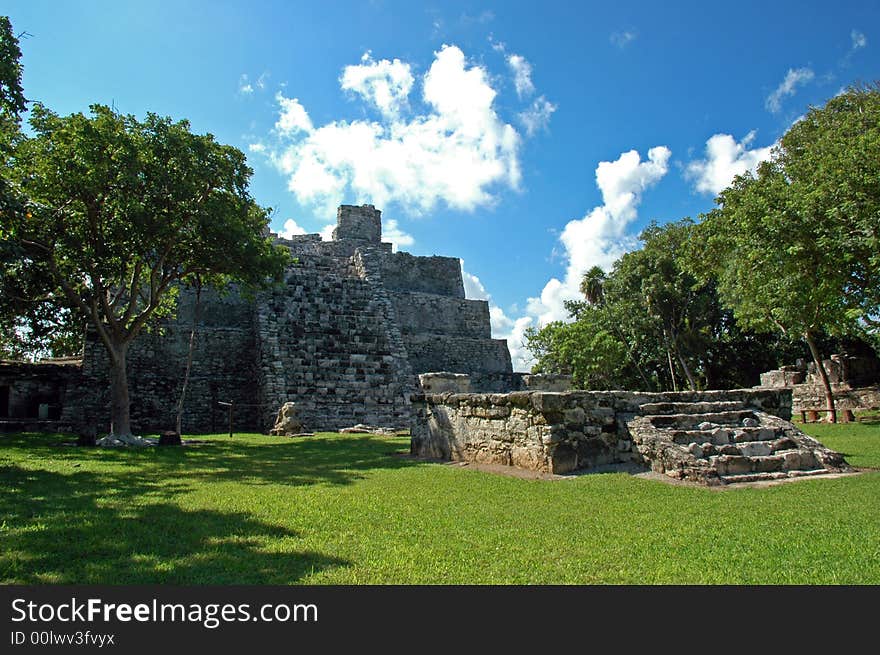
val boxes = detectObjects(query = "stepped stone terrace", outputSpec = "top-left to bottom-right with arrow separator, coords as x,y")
410,386 -> 852,485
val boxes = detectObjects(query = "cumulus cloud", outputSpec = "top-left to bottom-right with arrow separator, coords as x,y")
279,218 -> 308,239
262,44 -> 530,216
340,52 -> 414,118
610,30 -> 638,49
525,146 -> 670,327
519,96 -> 556,136
461,263 -> 490,301
507,54 -> 535,99
318,224 -> 335,242
686,131 -> 775,195
461,148 -> 670,371
275,94 -> 314,135
766,67 -> 815,113
382,219 -> 414,252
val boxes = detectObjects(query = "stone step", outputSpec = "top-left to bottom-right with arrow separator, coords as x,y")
639,400 -> 746,415
645,409 -> 758,430
669,425 -> 786,445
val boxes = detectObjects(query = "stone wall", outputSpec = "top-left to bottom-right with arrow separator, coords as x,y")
69,285 -> 261,435
379,252 -> 465,298
332,204 -> 382,243
791,383 -> 880,413
0,359 -> 81,431
404,334 -> 512,375
410,388 -> 792,474
255,245 -> 413,432
390,292 -> 491,339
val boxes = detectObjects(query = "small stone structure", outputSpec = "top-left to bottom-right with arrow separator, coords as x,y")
410,386 -> 852,485
759,352 -> 880,415
0,358 -> 81,433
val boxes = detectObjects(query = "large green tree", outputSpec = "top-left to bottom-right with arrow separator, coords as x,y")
693,84 -> 880,420
526,219 -> 801,391
0,16 -> 85,360
3,103 -> 289,441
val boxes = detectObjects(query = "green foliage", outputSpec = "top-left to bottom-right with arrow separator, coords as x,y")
2,102 -> 289,432
694,84 -> 880,343
0,16 -> 26,120
0,430 -> 878,584
527,220 -> 800,390
3,103 -> 289,337
525,313 -> 629,389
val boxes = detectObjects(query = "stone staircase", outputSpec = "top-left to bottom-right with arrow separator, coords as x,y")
628,399 -> 852,485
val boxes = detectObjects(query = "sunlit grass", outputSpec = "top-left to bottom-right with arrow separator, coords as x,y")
0,422 -> 877,584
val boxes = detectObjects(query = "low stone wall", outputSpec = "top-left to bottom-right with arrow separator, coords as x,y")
791,383 -> 880,413
410,389 -> 791,474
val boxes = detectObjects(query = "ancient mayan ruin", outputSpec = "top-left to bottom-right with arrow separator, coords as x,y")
2,205 -> 515,435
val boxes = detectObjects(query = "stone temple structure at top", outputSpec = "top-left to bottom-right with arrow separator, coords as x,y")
66,204 -> 513,434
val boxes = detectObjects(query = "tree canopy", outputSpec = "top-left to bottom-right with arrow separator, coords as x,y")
3,102 -> 289,439
526,220 -> 799,391
692,84 -> 880,417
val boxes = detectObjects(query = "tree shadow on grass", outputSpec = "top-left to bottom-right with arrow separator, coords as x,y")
1,432 -> 423,488
0,463 -> 350,584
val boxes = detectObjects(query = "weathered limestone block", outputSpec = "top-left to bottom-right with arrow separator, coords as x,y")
521,374 -> 573,392
270,402 -> 304,436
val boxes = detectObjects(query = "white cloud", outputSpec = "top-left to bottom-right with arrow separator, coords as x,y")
766,67 -> 815,113
319,224 -> 335,242
279,218 -> 307,239
248,142 -> 266,154
460,148 -> 669,371
256,72 -> 269,90
263,45 -> 530,215
340,52 -> 414,119
851,29 -> 867,50
525,146 -> 670,327
461,262 -> 490,301
686,132 -> 775,195
382,219 -> 414,252
275,94 -> 314,135
519,96 -> 556,136
507,54 -> 534,99
610,30 -> 638,49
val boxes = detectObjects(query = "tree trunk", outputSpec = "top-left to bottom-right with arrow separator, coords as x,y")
176,283 -> 201,436
666,347 -> 678,392
673,342 -> 697,391
107,340 -> 134,438
805,331 -> 836,423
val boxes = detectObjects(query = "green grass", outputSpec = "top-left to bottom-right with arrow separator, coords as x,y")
1,423 -> 878,585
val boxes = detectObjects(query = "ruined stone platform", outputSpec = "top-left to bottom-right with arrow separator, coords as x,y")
410,387 -> 852,485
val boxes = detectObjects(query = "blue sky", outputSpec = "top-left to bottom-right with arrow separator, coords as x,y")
6,1 -> 879,369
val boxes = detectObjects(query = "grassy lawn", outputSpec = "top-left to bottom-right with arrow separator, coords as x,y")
1,422 -> 878,585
